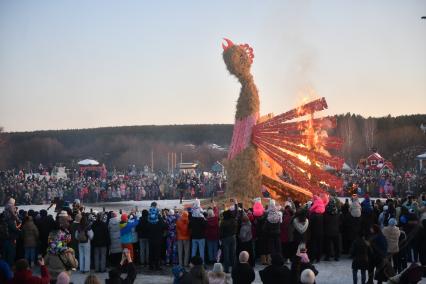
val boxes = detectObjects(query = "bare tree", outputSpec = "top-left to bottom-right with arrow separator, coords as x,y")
363,117 -> 377,150
340,115 -> 356,165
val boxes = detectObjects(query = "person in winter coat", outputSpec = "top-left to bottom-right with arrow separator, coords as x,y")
346,196 -> 362,254
239,214 -> 254,267
35,210 -> 55,257
44,229 -> 77,282
323,198 -> 340,261
108,212 -> 122,267
9,258 -> 50,284
190,202 -> 207,263
280,206 -> 293,263
147,202 -> 167,270
75,213 -> 94,273
403,208 -> 419,263
136,209 -> 150,266
265,199 -> 282,262
165,209 -> 178,265
208,262 -> 228,284
290,244 -> 318,284
22,215 -> 40,267
91,213 -> 110,272
44,213 -> 78,281
1,199 -> 20,267
205,202 -> 219,264
382,218 -> 400,271
69,213 -> 81,260
361,195 -> 374,237
105,248 -> 137,284
232,251 -> 255,284
378,206 -> 392,228
349,195 -> 362,218
308,196 -> 325,263
350,234 -> 369,284
119,213 -> 139,262
180,256 -> 209,284
259,253 -> 291,284
289,210 -> 309,257
177,210 -> 191,267
368,224 -> 388,284
416,219 -> 426,269
220,209 -> 237,273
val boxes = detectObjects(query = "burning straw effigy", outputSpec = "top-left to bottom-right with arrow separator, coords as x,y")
222,38 -> 344,202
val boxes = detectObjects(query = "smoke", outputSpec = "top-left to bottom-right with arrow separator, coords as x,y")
258,1 -> 319,105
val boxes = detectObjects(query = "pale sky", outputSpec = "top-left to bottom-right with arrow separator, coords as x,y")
1,0 -> 425,132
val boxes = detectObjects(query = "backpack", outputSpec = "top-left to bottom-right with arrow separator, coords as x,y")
77,228 -> 88,243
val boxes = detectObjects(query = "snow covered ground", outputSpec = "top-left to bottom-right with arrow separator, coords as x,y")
0,199 -> 194,215
62,258 -> 426,283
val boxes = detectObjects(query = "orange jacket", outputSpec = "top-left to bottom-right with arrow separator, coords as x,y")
176,212 -> 190,240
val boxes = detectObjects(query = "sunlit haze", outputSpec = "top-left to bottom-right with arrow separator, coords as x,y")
1,1 -> 425,132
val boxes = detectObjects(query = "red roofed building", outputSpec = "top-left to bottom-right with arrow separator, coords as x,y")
357,152 -> 394,174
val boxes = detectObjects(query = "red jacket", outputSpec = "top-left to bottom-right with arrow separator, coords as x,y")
205,207 -> 219,240
9,265 -> 50,284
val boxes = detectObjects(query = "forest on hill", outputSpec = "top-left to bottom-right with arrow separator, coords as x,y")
0,114 -> 425,171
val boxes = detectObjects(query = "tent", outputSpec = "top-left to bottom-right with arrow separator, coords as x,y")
78,159 -> 100,166
415,152 -> 426,172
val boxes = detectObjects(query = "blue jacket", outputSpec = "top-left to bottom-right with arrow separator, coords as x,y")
120,219 -> 139,244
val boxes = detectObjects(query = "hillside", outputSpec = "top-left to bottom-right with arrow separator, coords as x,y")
1,114 -> 425,171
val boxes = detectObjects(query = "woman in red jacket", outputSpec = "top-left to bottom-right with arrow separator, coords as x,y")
205,201 -> 219,264
9,258 -> 50,284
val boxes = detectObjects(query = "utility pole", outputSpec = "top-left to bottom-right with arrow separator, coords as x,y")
180,152 -> 183,163
167,152 -> 170,173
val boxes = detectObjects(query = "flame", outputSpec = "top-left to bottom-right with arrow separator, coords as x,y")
297,154 -> 312,165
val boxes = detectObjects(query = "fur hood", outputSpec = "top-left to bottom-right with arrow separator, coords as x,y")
350,200 -> 362,218
267,209 -> 282,224
293,218 -> 309,234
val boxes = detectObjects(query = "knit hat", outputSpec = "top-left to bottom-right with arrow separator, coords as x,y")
383,205 -> 389,211
190,255 -> 203,266
168,209 -> 175,216
300,269 -> 316,284
212,262 -> 224,273
56,271 -> 70,284
58,211 -> 68,217
192,198 -> 203,218
253,198 -> 264,217
121,213 -> 128,222
148,207 -> 159,224
388,218 -> 397,226
7,198 -> 15,206
151,201 -> 157,207
207,208 -> 215,218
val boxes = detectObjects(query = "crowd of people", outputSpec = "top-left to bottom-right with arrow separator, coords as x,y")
0,169 -> 226,206
0,191 -> 425,284
341,171 -> 426,198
